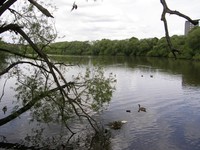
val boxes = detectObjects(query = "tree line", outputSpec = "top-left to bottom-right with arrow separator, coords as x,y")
42,26 -> 200,60
1,26 -> 200,60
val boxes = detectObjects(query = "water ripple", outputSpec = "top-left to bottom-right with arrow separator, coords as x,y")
101,66 -> 200,150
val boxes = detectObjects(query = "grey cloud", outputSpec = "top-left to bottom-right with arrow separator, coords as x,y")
53,0 -> 200,42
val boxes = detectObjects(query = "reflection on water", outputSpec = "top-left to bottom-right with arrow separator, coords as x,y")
1,56 -> 200,149
98,57 -> 200,150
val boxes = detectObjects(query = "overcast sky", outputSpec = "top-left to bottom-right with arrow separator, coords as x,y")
1,0 -> 199,43
52,0 -> 200,42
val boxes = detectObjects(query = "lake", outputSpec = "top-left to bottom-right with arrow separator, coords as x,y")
1,56 -> 200,149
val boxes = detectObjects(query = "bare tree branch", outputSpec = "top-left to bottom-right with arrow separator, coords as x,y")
0,0 -> 17,16
0,142 -> 41,150
0,24 -> 22,34
28,0 -> 54,18
0,78 -> 8,102
0,61 -> 50,76
160,0 -> 199,58
0,48 -> 41,60
0,84 -> 68,126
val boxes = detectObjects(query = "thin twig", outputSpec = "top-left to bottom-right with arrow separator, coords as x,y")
0,78 -> 8,102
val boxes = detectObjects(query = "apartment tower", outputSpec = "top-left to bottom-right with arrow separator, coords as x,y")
185,20 -> 199,35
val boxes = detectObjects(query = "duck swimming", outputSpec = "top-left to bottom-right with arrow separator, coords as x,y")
138,104 -> 146,112
2,106 -> 7,114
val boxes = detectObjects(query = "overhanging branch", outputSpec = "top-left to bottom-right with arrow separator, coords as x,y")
0,61 -> 50,76
28,0 -> 54,18
0,84 -> 68,126
0,48 -> 41,60
160,0 -> 198,59
0,0 -> 17,16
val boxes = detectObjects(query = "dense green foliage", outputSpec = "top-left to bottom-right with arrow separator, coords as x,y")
1,27 -> 200,60
43,27 -> 200,60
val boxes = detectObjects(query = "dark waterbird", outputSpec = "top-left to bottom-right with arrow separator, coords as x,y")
138,104 -> 146,112
2,106 -> 7,114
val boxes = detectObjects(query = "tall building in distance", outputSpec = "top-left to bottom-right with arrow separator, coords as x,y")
184,20 -> 199,35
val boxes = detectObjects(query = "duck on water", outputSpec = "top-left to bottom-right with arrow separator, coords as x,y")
138,104 -> 146,112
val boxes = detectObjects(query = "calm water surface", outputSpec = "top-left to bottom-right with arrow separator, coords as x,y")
99,57 -> 200,150
1,56 -> 200,150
